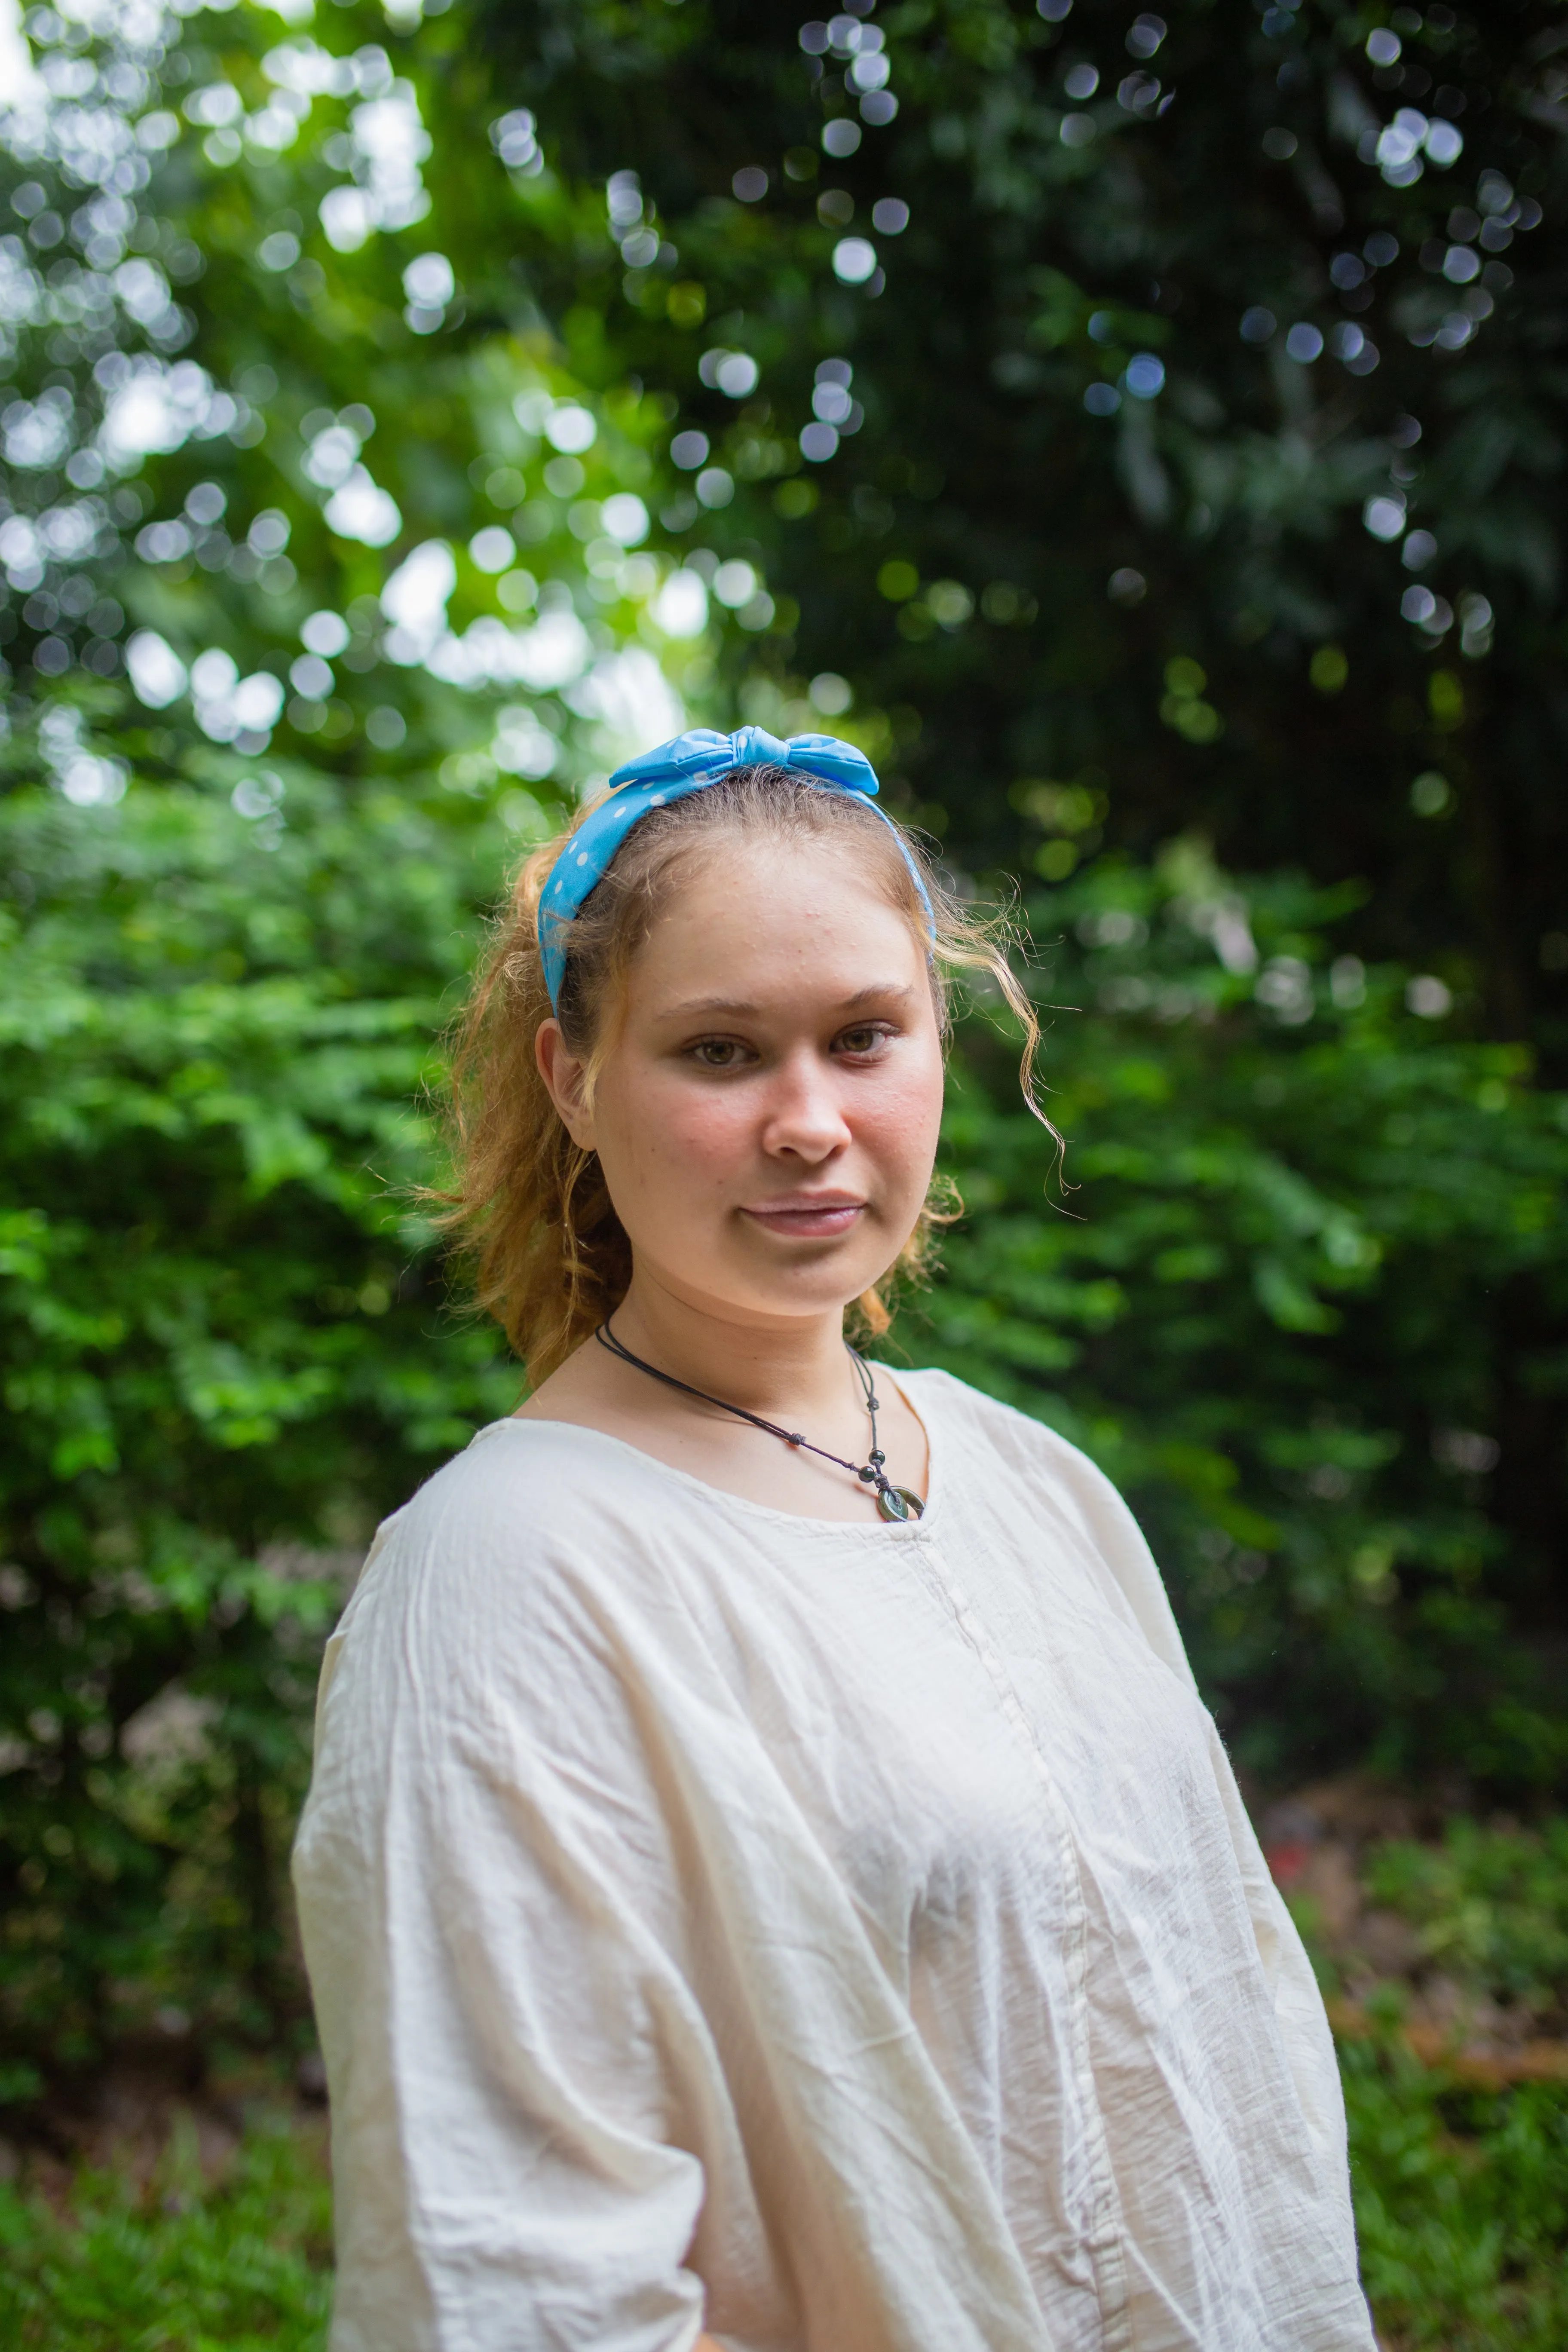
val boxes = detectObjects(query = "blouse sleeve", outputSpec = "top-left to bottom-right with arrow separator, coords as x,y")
292,1496 -> 717,2352
1019,1405 -> 1357,2192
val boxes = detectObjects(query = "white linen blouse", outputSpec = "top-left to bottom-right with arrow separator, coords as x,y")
293,1367 -> 1376,2352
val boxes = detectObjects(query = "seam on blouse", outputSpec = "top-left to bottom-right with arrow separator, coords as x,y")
913,1514 -> 1136,2352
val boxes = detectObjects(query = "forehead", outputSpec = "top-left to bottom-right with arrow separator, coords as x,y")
631,833 -> 930,1004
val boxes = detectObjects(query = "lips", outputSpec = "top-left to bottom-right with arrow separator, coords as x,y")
742,1194 -> 866,1240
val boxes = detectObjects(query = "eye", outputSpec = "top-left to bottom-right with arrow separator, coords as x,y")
834,1021 -> 895,1058
687,1036 -> 753,1069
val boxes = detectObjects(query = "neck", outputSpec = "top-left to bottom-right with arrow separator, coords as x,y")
609,1269 -> 859,1423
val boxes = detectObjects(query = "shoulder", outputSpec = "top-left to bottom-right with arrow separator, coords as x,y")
891,1365 -> 1121,1510
891,1366 -> 1197,1690
343,1419 -> 694,1659
301,1430 -> 706,1889
317,1421 -> 710,1788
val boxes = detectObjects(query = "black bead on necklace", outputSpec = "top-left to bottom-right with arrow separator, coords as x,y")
594,1321 -> 926,1523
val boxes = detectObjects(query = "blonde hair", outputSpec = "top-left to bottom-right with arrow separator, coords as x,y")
444,764 -> 1049,1386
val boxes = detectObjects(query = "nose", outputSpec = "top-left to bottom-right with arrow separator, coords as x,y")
758,1045 -> 853,1163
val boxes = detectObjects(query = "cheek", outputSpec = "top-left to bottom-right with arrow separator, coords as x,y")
845,1034 -> 945,1188
601,1068 -> 755,1191
873,1050 -> 946,1171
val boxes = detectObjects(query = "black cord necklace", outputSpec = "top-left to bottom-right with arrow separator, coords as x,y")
595,1321 -> 925,1523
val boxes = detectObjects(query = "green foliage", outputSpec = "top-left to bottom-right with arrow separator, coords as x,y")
1344,2049 -> 1568,2352
0,0 -> 713,792
0,758 -> 523,2072
1363,1818 -> 1568,2018
2,0 -> 1566,2094
0,2113 -> 331,2350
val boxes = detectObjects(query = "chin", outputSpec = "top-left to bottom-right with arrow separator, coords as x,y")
681,1256 -> 879,1324
744,1265 -> 890,1321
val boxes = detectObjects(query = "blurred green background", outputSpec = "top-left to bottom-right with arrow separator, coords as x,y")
1,0 -> 1566,2341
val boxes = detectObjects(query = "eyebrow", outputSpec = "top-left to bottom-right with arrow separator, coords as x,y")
662,981 -> 918,1021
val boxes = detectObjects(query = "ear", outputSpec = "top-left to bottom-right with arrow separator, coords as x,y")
535,1018 -> 597,1152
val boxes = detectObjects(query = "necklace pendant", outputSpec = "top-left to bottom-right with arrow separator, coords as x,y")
875,1482 -> 925,1524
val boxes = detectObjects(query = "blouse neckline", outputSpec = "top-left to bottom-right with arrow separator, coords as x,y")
488,1363 -> 940,1540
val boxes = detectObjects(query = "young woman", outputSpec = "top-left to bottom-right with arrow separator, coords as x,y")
293,728 -> 1375,2352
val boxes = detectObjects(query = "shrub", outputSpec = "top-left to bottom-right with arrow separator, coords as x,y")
0,766 -> 517,2079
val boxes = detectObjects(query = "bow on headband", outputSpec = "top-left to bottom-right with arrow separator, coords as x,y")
536,725 -> 935,1011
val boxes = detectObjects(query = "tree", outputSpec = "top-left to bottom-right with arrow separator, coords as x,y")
478,0 -> 1568,1052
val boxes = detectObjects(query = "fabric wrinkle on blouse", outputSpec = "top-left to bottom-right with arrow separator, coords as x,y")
292,1367 -> 1378,2352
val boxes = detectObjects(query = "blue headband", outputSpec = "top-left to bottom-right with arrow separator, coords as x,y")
536,724 -> 936,1012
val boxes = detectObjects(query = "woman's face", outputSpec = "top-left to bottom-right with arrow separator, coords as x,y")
541,834 -> 946,1330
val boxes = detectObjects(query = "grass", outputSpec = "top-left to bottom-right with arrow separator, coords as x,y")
1345,2044 -> 1568,2349
0,2111 -> 331,2352
1295,1804 -> 1568,2347
2,1811 -> 1566,2347
1361,1816 -> 1568,2022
